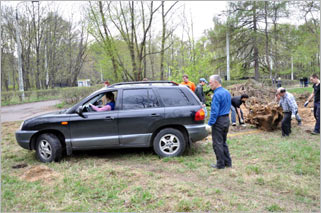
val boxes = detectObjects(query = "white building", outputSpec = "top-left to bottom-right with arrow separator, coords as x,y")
77,79 -> 91,87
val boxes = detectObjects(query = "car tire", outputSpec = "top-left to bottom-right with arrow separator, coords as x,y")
36,133 -> 62,163
153,128 -> 186,157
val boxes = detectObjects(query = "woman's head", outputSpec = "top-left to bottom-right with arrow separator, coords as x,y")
105,92 -> 115,102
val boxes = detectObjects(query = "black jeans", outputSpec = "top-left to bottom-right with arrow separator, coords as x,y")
282,112 -> 292,136
314,102 -> 320,133
211,115 -> 232,168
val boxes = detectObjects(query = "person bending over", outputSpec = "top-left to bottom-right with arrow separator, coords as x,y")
230,94 -> 249,126
275,88 -> 299,137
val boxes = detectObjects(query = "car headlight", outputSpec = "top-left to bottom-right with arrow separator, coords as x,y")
19,121 -> 24,130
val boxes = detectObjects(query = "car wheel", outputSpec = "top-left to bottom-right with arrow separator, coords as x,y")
36,133 -> 62,163
153,128 -> 186,157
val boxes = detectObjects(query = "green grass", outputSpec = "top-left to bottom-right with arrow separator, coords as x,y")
1,121 -> 320,212
55,102 -> 73,109
287,87 -> 313,94
1,95 -> 60,106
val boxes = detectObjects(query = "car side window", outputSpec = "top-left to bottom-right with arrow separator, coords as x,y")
83,91 -> 117,113
158,88 -> 190,107
147,89 -> 160,108
122,89 -> 159,110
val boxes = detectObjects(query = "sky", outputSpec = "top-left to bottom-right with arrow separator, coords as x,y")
4,1 -> 308,39
184,1 -> 228,38
55,1 -> 228,40
6,1 -> 228,40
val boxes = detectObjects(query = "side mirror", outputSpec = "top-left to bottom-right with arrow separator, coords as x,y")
76,106 -> 87,118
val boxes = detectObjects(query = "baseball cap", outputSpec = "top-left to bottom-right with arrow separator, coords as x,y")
200,78 -> 208,84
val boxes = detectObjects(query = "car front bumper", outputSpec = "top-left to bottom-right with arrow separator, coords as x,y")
15,130 -> 37,150
185,124 -> 208,142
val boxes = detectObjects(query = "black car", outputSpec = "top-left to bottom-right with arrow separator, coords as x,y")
16,81 -> 208,162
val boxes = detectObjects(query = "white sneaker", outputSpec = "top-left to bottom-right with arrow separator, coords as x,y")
232,123 -> 236,126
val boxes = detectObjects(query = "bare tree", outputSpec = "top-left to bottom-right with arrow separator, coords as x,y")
88,1 -> 162,81
160,1 -> 178,80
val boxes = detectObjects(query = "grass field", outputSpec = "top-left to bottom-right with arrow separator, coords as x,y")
1,121 -> 319,212
287,87 -> 313,94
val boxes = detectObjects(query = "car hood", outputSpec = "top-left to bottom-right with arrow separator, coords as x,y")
22,109 -> 70,130
24,109 -> 67,121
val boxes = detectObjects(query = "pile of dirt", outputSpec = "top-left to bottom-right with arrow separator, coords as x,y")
228,79 -> 276,104
295,92 -> 311,107
294,92 -> 315,127
20,165 -> 61,184
227,80 -> 282,131
228,80 -> 315,130
245,103 -> 283,131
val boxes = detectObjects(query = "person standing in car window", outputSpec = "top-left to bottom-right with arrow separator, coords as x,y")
90,92 -> 115,111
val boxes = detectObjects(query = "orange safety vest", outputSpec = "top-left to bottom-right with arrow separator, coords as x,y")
180,81 -> 196,92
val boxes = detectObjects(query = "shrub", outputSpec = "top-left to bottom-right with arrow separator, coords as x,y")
61,85 -> 101,105
1,85 -> 101,106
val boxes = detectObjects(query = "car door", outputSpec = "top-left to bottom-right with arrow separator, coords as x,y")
118,88 -> 164,147
69,91 -> 119,150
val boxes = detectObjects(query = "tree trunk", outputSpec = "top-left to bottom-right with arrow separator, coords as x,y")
143,46 -> 147,78
98,1 -> 120,81
160,2 -> 166,80
264,1 -> 271,79
129,2 -> 139,80
273,2 -> 279,77
253,1 -> 260,80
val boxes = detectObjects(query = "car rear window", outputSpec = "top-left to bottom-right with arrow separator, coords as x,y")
122,89 -> 159,110
158,88 -> 190,107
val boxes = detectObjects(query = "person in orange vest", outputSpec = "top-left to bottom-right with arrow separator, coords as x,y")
180,74 -> 196,92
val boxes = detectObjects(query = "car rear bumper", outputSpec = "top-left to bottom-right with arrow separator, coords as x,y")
185,124 -> 208,142
15,130 -> 37,150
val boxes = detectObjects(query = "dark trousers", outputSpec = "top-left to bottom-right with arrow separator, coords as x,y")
314,102 -> 320,133
211,115 -> 232,168
282,112 -> 292,136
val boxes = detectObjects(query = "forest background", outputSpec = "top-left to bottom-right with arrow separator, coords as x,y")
1,1 -> 320,92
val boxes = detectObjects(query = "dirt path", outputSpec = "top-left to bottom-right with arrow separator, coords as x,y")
1,100 -> 61,122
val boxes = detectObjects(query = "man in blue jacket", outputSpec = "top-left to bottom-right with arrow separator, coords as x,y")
208,75 -> 232,169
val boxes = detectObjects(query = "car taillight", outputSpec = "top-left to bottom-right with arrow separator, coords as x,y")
195,108 -> 205,121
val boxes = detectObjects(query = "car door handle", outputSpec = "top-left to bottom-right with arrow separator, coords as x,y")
105,116 -> 114,120
150,113 -> 160,117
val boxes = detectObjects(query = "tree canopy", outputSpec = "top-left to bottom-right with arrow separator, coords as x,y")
1,1 -> 319,91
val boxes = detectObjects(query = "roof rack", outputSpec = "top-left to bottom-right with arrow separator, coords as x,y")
108,81 -> 179,88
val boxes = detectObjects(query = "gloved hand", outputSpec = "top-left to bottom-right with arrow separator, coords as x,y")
205,124 -> 211,133
291,114 -> 295,119
304,101 -> 309,107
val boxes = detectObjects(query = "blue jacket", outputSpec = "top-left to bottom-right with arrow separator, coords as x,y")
208,86 -> 231,126
107,101 -> 115,110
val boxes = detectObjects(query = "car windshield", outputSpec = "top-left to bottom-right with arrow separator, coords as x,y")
58,109 -> 68,114
84,93 -> 105,107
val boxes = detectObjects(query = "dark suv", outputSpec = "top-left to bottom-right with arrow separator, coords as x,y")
16,81 -> 208,162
